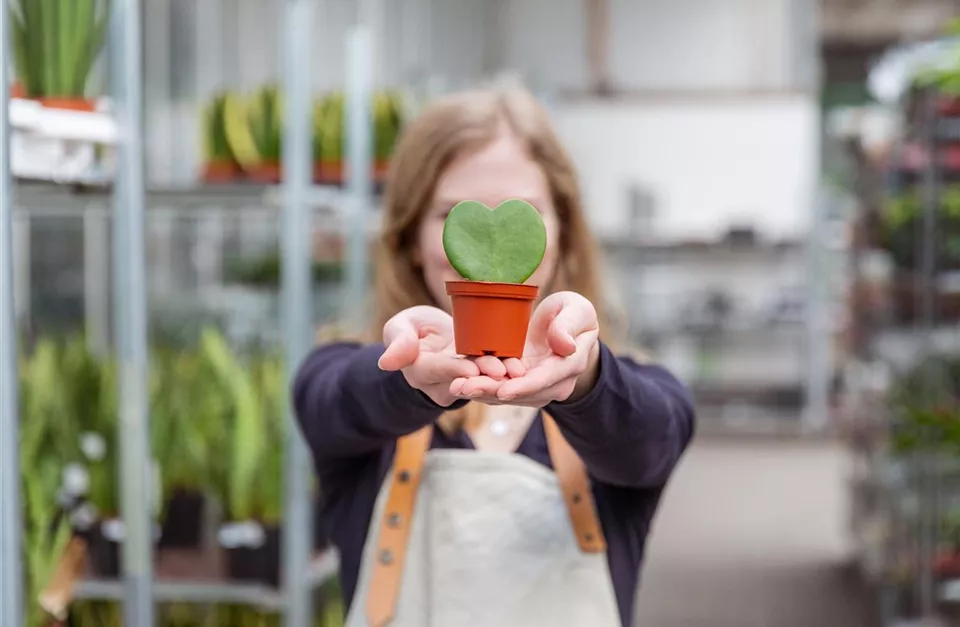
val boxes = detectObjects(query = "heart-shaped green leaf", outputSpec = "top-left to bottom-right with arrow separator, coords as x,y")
442,199 -> 547,283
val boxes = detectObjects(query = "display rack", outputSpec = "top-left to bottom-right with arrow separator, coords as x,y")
0,1 -> 378,627
841,53 -> 960,625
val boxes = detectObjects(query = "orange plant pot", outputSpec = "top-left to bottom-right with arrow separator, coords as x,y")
40,98 -> 97,112
446,280 -> 538,358
202,160 -> 241,184
373,159 -> 391,184
319,160 -> 343,185
248,161 -> 282,184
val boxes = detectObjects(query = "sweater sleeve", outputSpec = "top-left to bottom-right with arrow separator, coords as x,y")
546,342 -> 696,488
292,342 -> 466,469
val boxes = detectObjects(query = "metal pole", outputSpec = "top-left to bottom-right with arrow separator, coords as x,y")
281,1 -> 315,626
0,0 -> 25,624
110,0 -> 155,625
344,26 -> 373,331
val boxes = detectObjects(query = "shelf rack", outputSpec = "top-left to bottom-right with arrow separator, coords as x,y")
0,1 -> 377,627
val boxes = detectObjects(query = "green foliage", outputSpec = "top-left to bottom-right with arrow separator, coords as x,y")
442,199 -> 547,283
202,92 -> 238,163
11,0 -> 110,99
880,188 -> 960,271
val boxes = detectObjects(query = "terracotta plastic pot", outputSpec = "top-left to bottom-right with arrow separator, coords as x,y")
318,160 -> 343,185
248,161 -> 282,184
40,98 -> 96,112
202,160 -> 240,184
446,281 -> 538,358
373,159 -> 391,184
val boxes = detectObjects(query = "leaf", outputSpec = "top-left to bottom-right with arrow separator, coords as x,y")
442,199 -> 547,283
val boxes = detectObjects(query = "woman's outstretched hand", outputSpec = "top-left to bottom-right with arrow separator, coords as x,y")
378,306 -> 483,407
451,291 -> 601,407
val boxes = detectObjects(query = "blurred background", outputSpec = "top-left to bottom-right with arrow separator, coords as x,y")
5,0 -> 960,625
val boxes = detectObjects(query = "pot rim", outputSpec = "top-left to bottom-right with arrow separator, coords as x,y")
446,280 -> 538,300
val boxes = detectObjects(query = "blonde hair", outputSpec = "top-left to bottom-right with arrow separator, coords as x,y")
325,82 -> 634,433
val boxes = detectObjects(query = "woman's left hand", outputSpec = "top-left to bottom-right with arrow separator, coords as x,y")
450,291 -> 601,407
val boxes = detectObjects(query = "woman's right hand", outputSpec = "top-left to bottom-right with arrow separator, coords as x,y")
378,306 -> 483,407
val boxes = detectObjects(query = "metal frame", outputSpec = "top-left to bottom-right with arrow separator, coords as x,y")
1,2 -> 25,627
0,0 -> 379,625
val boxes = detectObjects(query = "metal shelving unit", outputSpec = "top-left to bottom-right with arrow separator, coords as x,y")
0,1 -> 379,626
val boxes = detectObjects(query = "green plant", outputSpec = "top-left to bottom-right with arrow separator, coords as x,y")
223,86 -> 284,169
200,329 -> 284,523
202,92 -> 238,165
19,382 -> 73,627
880,188 -> 960,271
318,92 -> 344,165
442,199 -> 547,283
10,0 -> 110,99
373,90 -> 403,162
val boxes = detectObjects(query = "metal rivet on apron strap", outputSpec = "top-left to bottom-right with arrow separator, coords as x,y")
572,492 -> 582,504
387,513 -> 403,528
379,549 -> 394,565
397,469 -> 411,483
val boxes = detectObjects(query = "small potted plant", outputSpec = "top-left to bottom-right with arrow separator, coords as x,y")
200,92 -> 241,184
442,199 -> 547,358
10,0 -> 109,111
224,86 -> 283,184
317,92 -> 344,185
372,90 -> 403,186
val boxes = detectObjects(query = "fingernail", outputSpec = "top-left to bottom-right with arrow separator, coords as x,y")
500,393 -> 516,402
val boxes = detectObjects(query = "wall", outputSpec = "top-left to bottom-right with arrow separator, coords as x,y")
552,97 -> 820,241
141,0 -> 820,244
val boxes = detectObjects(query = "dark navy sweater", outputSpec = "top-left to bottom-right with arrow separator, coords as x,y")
293,341 -> 695,627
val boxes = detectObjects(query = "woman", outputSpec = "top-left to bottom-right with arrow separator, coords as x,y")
294,83 -> 695,627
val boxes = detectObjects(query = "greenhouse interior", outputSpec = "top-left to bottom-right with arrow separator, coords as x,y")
3,0 -> 960,626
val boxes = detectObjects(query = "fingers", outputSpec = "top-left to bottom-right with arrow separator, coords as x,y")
496,357 -> 574,401
502,358 -> 526,378
416,352 -> 480,384
450,375 -> 503,398
378,331 -> 419,371
545,294 -> 598,358
473,355 -> 507,380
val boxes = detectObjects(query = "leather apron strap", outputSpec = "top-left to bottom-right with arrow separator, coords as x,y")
366,412 -> 606,627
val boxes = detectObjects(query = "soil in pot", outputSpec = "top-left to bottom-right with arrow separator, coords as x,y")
446,281 -> 538,358
159,490 -> 205,549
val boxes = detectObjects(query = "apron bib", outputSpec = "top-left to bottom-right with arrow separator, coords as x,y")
345,413 -> 622,627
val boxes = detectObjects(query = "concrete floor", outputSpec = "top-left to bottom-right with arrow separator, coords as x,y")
634,437 -> 880,627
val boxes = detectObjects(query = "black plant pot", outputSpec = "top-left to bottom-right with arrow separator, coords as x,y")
224,524 -> 282,587
84,523 -> 121,578
159,490 -> 205,549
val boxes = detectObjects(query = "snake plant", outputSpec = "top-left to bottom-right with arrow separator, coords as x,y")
202,91 -> 237,165
223,86 -> 284,170
10,0 -> 110,99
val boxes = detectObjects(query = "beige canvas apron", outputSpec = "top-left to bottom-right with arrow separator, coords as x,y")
345,412 -> 623,627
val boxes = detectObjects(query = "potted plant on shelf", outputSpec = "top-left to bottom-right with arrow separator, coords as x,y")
442,199 -> 547,358
372,90 -> 403,186
317,92 -> 344,185
224,86 -> 284,183
201,329 -> 285,586
151,348 -> 218,550
10,0 -> 109,111
200,92 -> 241,184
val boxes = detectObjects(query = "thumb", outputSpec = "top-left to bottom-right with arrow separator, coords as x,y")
545,294 -> 598,357
379,320 -> 420,371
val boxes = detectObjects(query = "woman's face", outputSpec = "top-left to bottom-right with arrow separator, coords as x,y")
416,132 -> 560,311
